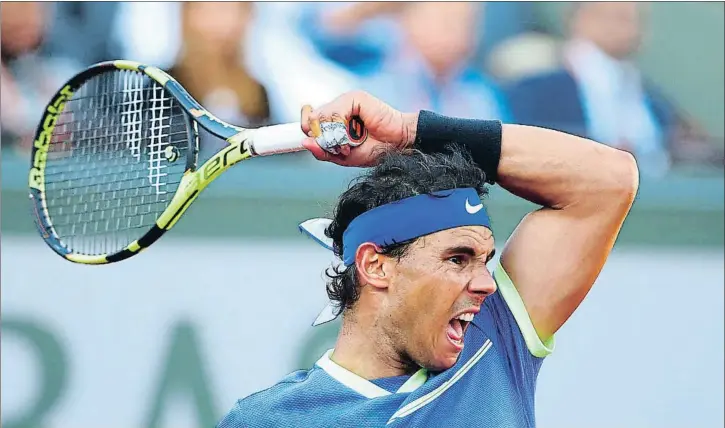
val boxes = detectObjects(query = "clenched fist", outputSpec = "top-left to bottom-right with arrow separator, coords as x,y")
300,91 -> 419,167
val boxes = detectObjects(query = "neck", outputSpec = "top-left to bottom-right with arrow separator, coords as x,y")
330,311 -> 415,380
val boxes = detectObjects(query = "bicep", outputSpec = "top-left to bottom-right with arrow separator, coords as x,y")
500,201 -> 631,341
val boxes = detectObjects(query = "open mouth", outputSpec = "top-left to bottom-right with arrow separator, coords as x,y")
446,312 -> 474,350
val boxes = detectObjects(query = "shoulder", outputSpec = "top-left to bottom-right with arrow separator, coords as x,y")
217,364 -> 367,428
218,364 -> 376,427
216,369 -> 318,428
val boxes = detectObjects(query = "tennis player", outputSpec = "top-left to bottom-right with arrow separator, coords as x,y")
217,91 -> 639,427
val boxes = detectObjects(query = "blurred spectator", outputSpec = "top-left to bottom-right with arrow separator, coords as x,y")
168,2 -> 269,129
487,32 -> 562,84
243,3 -> 361,124
475,1 -> 536,70
506,2 -> 722,177
307,2 -> 535,86
1,2 -> 60,153
164,2 -> 270,157
247,2 -> 510,124
351,2 -> 510,120
302,2 -> 405,77
4,0 -> 720,174
112,2 -> 181,72
1,2 -> 122,153
41,2 -> 121,68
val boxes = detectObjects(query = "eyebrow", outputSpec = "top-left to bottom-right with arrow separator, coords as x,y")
444,246 -> 497,262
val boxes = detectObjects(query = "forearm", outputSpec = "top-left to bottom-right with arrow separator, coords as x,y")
497,124 -> 639,211
407,111 -> 639,212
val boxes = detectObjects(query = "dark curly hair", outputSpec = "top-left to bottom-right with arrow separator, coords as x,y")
324,145 -> 489,317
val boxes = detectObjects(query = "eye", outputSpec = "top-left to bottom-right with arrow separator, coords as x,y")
448,255 -> 466,265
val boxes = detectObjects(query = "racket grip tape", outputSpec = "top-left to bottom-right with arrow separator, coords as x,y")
249,123 -> 307,156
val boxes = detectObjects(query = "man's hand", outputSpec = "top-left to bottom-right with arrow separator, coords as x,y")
300,91 -> 419,167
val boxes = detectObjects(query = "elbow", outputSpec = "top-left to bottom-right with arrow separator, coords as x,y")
606,150 -> 640,209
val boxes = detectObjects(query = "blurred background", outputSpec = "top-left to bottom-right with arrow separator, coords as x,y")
1,2 -> 723,428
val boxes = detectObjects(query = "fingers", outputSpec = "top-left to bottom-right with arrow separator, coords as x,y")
309,115 -> 322,139
301,103 -> 354,156
301,94 -> 359,131
337,144 -> 351,157
300,105 -> 316,137
302,104 -> 326,139
302,137 -> 347,165
299,92 -> 381,165
302,138 -> 329,161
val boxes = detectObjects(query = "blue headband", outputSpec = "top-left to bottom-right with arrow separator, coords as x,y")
301,188 -> 490,264
298,187 -> 491,325
341,188 -> 490,265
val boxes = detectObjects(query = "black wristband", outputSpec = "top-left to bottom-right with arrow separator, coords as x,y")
413,110 -> 502,184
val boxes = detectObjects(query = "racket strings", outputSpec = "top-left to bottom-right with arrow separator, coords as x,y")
42,68 -> 190,256
45,177 -> 182,213
53,86 -> 175,104
51,104 -> 185,139
42,127 -> 189,174
148,84 -> 169,195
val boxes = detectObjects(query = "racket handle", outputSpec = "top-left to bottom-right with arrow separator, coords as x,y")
249,116 -> 366,157
249,123 -> 306,156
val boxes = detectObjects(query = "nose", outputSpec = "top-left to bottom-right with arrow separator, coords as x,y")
468,268 -> 497,297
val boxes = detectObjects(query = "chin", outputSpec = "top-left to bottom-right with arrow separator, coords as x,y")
426,349 -> 463,372
414,329 -> 467,371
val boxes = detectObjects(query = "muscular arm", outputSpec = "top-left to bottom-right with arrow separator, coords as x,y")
301,95 -> 638,342
494,124 -> 638,341
400,112 -> 639,341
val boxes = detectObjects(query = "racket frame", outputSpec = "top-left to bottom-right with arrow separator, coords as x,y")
29,60 -> 270,265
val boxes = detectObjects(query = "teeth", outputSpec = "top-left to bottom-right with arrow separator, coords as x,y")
455,313 -> 475,322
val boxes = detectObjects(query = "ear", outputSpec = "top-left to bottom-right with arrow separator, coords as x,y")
355,243 -> 392,290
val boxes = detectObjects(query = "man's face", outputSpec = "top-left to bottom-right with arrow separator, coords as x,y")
402,3 -> 476,78
0,2 -> 45,57
185,2 -> 251,50
573,2 -> 643,59
382,225 -> 496,371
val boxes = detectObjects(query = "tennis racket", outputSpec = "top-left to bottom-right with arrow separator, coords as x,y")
28,60 -> 366,265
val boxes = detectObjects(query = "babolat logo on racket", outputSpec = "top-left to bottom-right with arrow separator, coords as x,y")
29,85 -> 74,191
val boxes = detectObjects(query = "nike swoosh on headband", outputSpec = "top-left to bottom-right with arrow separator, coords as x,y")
465,198 -> 484,214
